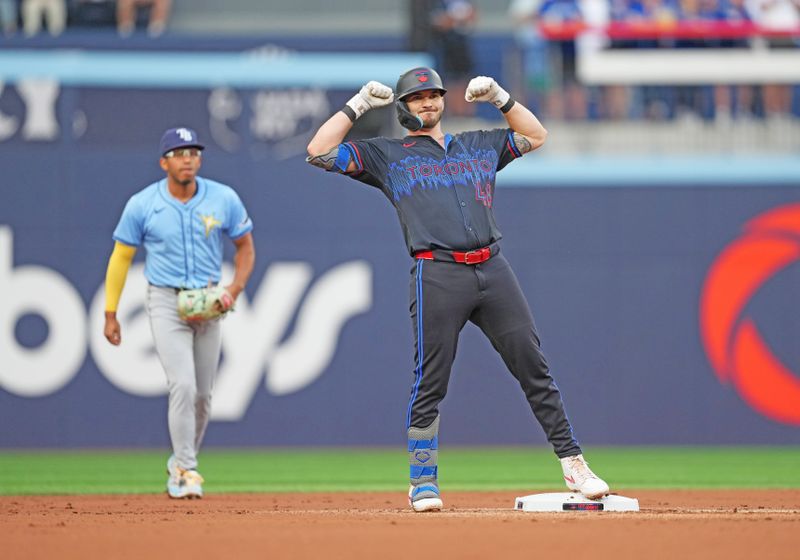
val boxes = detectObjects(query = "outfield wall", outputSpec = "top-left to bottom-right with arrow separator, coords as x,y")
1,77 -> 799,449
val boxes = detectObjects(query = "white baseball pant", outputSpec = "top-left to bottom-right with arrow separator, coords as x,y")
146,285 -> 222,470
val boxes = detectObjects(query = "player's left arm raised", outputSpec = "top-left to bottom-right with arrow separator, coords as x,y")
464,76 -> 547,155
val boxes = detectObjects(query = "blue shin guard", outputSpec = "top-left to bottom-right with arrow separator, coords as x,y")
408,416 -> 442,510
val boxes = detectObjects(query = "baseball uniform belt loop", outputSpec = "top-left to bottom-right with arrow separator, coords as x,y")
414,244 -> 497,265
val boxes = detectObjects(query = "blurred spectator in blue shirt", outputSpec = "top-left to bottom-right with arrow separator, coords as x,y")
720,0 -> 752,39
610,0 -> 679,49
1,0 -> 18,35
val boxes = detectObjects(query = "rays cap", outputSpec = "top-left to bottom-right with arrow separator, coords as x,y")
159,127 -> 205,156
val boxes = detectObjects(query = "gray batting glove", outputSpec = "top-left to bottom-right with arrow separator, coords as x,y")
464,76 -> 511,110
345,81 -> 394,119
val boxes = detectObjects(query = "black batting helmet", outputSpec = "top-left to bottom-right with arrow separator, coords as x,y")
395,67 -> 447,131
395,67 -> 447,100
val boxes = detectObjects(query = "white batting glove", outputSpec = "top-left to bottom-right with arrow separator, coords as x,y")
345,81 -> 394,120
464,76 -> 511,110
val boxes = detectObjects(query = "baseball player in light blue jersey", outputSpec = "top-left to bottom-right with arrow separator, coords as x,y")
103,127 -> 255,499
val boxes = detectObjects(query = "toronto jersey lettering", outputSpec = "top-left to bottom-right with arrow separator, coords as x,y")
113,176 -> 253,289
333,128 -> 522,254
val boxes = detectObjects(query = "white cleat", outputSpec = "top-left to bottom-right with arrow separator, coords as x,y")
560,454 -> 610,500
408,485 -> 443,512
181,469 -> 204,499
166,456 -> 204,499
411,496 -> 443,512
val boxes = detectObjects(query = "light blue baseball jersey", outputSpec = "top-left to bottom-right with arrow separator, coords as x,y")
113,177 -> 253,289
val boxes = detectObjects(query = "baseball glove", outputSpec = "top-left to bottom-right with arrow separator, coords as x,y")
177,286 -> 234,322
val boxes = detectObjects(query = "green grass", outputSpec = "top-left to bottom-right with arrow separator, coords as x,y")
0,447 -> 798,495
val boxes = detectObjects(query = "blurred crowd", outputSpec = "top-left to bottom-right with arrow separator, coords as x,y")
409,0 -> 800,122
0,0 -> 171,38
508,0 -> 800,121
3,0 -> 798,123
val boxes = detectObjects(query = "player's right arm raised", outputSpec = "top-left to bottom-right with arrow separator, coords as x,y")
306,81 -> 393,172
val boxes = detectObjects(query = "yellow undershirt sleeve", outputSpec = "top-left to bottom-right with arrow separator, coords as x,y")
105,242 -> 137,312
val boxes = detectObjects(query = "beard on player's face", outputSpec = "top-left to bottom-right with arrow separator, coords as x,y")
170,168 -> 196,186
407,91 -> 444,129
419,109 -> 442,128
164,158 -> 200,186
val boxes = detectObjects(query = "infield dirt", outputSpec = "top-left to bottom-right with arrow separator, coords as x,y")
3,490 -> 799,559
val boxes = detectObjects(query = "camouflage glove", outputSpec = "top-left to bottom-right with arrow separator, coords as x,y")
177,286 -> 234,322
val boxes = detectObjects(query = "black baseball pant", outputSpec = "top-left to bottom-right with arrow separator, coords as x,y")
406,250 -> 582,458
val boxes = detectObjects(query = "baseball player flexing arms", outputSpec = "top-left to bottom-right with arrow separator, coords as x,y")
306,68 -> 609,512
103,127 -> 255,499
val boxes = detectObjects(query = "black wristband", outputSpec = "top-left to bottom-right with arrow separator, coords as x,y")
499,98 -> 516,114
341,105 -> 357,122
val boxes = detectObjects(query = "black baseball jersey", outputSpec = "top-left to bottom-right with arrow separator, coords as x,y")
318,104 -> 604,504
327,124 -> 582,461
331,129 -> 522,255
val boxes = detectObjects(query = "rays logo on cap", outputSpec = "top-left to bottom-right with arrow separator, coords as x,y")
415,71 -> 429,83
159,126 -> 205,156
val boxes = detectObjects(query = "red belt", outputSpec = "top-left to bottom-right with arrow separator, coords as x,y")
415,246 -> 493,265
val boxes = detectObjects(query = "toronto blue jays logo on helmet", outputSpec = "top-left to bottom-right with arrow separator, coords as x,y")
415,71 -> 429,84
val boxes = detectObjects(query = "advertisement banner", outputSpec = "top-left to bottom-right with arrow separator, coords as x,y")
1,83 -> 798,447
